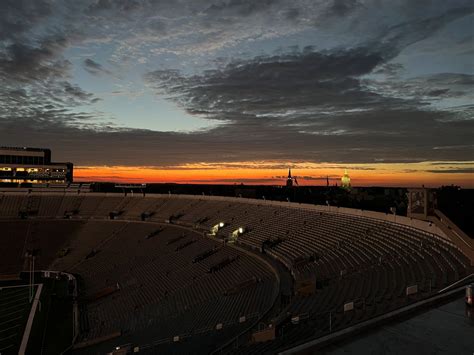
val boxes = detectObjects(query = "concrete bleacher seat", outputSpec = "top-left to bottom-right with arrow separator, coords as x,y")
68,224 -> 276,346
37,195 -> 64,217
0,194 -> 23,217
0,220 -> 85,275
1,193 -> 471,354
50,183 -> 69,188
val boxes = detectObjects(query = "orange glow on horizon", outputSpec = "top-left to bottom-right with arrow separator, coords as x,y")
73,161 -> 474,188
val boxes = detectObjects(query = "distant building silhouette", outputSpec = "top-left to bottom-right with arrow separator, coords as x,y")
0,146 -> 73,184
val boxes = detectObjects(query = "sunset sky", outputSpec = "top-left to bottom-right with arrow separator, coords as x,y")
1,0 -> 473,187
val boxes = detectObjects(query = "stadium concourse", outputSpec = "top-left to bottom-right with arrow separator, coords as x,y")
0,192 -> 472,354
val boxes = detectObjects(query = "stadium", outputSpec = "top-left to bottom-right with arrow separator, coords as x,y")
1,189 -> 473,354
2,0 -> 474,353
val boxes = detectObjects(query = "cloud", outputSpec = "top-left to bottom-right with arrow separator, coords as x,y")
325,0 -> 364,17
204,0 -> 279,17
63,82 -> 101,103
429,161 -> 474,165
426,168 -> 474,174
83,58 -> 112,75
0,1 -> 106,134
0,36 -> 72,83
140,7 -> 473,166
143,42 -> 473,164
188,178 -> 280,184
0,0 -> 52,41
364,73 -> 474,106
0,0 -> 472,171
145,47 -> 389,119
273,175 -> 340,181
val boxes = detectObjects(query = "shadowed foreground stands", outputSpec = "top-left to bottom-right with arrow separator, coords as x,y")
0,192 -> 472,354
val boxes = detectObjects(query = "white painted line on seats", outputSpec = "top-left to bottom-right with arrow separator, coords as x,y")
19,283 -> 43,355
438,273 -> 474,293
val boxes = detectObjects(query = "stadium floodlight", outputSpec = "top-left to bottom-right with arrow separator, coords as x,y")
210,222 -> 225,236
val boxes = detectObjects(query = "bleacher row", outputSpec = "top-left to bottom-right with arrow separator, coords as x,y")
69,224 -> 276,345
0,193 -> 472,354
0,194 -> 280,354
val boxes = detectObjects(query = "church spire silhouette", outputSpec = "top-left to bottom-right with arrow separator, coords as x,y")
286,168 -> 293,187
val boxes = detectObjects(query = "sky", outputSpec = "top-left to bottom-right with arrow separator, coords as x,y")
0,0 -> 473,187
